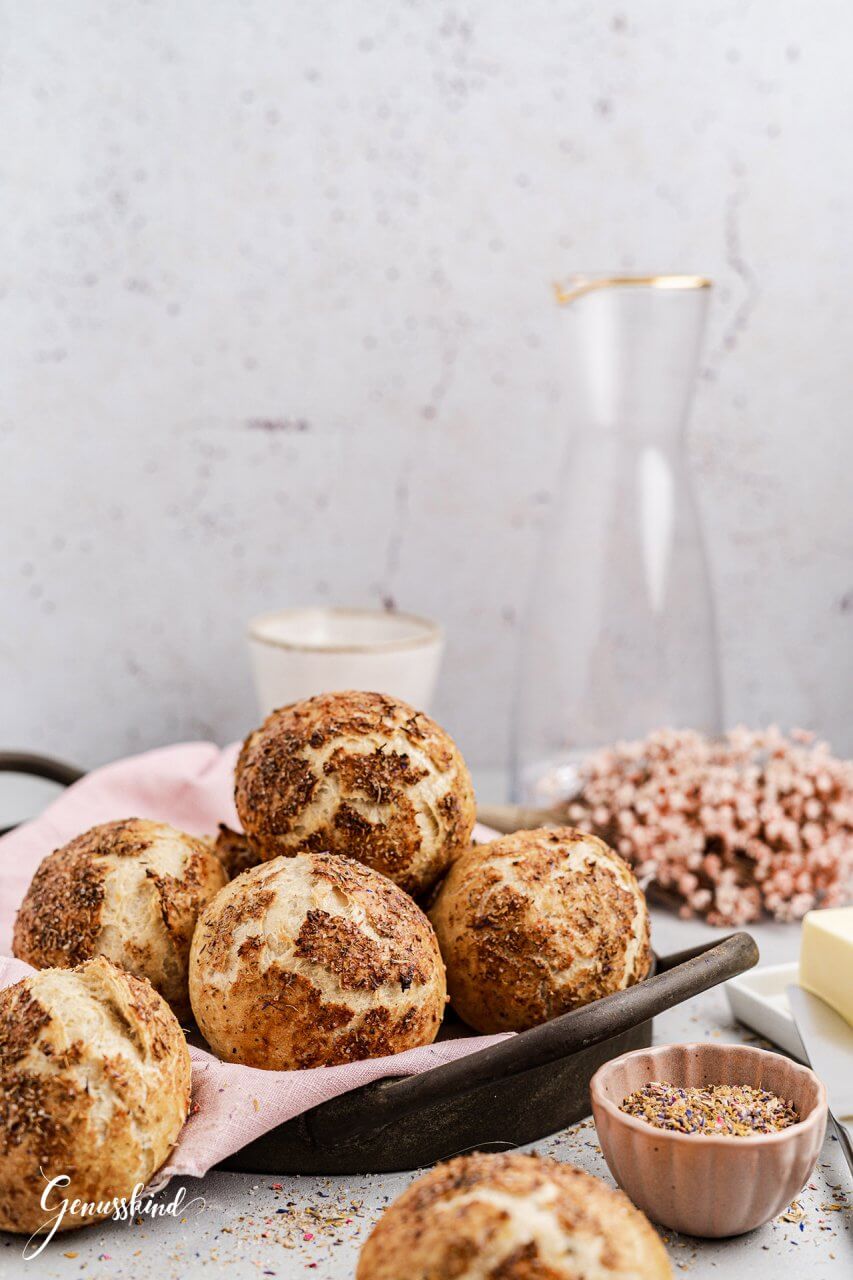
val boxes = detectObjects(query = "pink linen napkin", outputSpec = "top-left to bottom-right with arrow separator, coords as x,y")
0,743 -> 510,1181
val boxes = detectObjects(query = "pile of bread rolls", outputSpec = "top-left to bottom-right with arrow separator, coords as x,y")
3,688 -> 653,1238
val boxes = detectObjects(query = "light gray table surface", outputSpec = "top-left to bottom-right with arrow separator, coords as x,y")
0,774 -> 848,1278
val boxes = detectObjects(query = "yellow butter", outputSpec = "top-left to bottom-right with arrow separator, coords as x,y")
799,907 -> 853,1027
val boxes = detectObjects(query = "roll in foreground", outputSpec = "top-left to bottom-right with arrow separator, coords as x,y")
0,957 -> 190,1234
356,1151 -> 671,1279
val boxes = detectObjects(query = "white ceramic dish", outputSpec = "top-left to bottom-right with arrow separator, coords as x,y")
725,961 -> 804,1058
247,607 -> 444,717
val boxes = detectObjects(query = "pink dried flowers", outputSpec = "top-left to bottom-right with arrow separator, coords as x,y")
564,726 -> 853,925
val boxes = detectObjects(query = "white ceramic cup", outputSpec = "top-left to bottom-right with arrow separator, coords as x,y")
247,607 -> 445,717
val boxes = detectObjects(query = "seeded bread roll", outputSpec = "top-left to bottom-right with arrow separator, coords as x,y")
189,851 -> 447,1069
0,957 -> 191,1235
209,823 -> 261,880
429,827 -> 652,1033
234,690 -> 476,896
356,1151 -> 671,1279
13,819 -> 227,1020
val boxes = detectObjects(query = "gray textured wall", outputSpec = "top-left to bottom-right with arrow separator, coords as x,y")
2,0 -> 852,772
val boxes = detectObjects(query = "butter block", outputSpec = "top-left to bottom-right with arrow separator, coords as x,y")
799,907 -> 853,1027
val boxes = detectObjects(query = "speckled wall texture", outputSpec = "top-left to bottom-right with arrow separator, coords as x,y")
2,1 -> 851,771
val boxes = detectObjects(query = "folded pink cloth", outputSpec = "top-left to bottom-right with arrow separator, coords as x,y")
0,742 -> 509,1182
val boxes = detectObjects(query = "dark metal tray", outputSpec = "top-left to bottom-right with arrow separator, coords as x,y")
221,932 -> 757,1173
0,752 -> 759,1175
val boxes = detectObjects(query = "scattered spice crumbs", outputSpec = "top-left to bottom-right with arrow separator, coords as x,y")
620,1082 -> 798,1135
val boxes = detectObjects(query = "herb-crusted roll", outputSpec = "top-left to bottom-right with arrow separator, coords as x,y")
430,827 -> 652,1033
357,1152 -> 672,1279
234,691 -> 476,896
13,818 -> 227,1020
189,851 -> 447,1069
0,957 -> 190,1235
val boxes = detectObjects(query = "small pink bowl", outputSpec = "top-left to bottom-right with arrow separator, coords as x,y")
591,1043 -> 827,1238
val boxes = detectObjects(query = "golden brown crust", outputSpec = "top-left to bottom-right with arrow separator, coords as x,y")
429,828 -> 652,1034
294,910 -> 427,991
189,851 -> 447,1069
234,691 -> 476,895
13,819 -> 227,1020
13,842 -> 106,968
0,957 -> 191,1235
356,1152 -> 672,1280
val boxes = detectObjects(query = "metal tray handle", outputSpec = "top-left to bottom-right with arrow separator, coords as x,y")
307,931 -> 759,1148
0,752 -> 84,788
0,753 -> 84,836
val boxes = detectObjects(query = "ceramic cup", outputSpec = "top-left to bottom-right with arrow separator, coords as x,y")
247,607 -> 444,717
590,1042 -> 827,1238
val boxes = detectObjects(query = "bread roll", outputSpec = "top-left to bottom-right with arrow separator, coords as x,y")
189,851 -> 446,1069
234,690 -> 475,895
356,1151 -> 671,1279
13,818 -> 227,1020
209,823 -> 261,879
429,827 -> 652,1033
0,957 -> 190,1235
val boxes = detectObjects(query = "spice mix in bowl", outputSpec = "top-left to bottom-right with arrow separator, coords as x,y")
619,1081 -> 798,1136
590,1042 -> 827,1238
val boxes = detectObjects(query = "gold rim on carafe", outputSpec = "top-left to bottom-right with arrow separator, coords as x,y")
554,274 -> 712,305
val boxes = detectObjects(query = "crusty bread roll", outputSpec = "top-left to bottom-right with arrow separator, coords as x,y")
13,818 -> 227,1020
0,957 -> 191,1235
209,823 -> 261,880
429,827 -> 652,1033
356,1152 -> 672,1279
234,690 -> 476,896
189,851 -> 447,1069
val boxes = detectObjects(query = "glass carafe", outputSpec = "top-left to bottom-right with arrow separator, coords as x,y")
513,275 -> 721,804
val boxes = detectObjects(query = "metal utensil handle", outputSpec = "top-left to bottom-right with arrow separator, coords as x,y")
308,930 -> 759,1148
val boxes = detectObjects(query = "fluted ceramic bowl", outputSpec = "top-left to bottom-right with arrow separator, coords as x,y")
591,1042 -> 827,1238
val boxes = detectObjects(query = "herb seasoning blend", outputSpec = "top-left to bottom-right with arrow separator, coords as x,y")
619,1082 -> 798,1136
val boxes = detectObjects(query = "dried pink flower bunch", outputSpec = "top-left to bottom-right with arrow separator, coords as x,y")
564,726 -> 853,925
